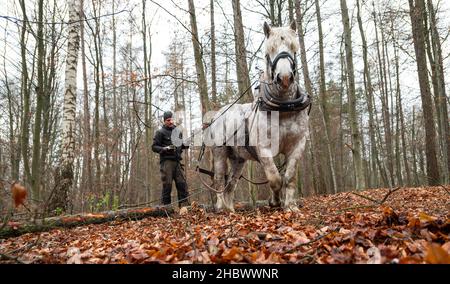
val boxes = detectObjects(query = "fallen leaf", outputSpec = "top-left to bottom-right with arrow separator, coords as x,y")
179,207 -> 188,216
424,243 -> 450,264
367,247 -> 381,264
11,182 -> 27,208
419,212 -> 437,223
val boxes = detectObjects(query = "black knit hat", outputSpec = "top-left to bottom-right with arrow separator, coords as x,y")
163,111 -> 173,121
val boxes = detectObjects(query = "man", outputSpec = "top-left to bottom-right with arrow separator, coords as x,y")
152,111 -> 190,207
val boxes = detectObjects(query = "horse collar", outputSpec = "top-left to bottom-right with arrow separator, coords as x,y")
258,82 -> 311,113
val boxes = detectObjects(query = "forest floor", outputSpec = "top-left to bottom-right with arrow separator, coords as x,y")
0,186 -> 449,264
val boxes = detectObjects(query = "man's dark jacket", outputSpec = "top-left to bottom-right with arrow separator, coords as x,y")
152,125 -> 188,163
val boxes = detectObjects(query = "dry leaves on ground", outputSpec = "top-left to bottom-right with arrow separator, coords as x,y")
0,186 -> 448,264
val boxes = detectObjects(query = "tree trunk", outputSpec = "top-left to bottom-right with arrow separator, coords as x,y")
31,0 -> 45,201
288,0 -> 294,24
315,0 -> 337,194
91,0 -> 101,194
391,22 -> 411,186
372,6 -> 394,187
408,0 -> 440,185
48,0 -> 81,214
411,107 -> 420,185
112,0 -> 120,201
340,0 -> 365,190
142,0 -> 153,203
80,0 -> 92,202
232,0 -> 253,103
4,61 -> 19,181
356,0 -> 385,188
210,0 -> 218,109
19,0 -> 31,186
188,0 -> 210,114
427,0 -> 450,183
294,0 -> 313,95
269,0 -> 276,26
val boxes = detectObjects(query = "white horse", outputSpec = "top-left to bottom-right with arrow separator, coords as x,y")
202,21 -> 311,212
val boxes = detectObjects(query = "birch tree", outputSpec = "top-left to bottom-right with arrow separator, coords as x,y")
48,0 -> 81,214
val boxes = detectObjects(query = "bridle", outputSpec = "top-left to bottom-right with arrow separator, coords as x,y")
259,51 -> 311,113
265,51 -> 298,81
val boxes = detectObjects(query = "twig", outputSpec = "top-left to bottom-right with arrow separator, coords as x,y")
351,187 -> 401,206
439,185 -> 450,195
284,227 -> 340,254
351,192 -> 380,204
7,234 -> 41,255
0,252 -> 25,264
379,187 -> 401,204
336,205 -> 375,213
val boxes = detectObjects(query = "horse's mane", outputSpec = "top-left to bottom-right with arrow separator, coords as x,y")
264,27 -> 300,55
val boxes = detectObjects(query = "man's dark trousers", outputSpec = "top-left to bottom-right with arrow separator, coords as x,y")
160,160 -> 189,207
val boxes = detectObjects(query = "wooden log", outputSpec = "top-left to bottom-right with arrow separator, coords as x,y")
0,200 -> 273,239
0,207 -> 174,239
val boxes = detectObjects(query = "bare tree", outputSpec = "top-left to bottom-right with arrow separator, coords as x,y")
232,0 -> 253,102
408,0 -> 440,185
340,0 -> 365,189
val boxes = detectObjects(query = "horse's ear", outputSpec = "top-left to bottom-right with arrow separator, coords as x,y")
263,21 -> 271,38
290,20 -> 297,32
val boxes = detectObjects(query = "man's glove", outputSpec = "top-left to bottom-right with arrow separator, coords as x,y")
161,145 -> 176,153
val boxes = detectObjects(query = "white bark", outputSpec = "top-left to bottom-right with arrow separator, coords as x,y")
61,0 -> 81,167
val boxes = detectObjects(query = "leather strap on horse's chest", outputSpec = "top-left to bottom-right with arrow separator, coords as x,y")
226,113 -> 260,163
245,119 -> 260,162
257,83 -> 311,113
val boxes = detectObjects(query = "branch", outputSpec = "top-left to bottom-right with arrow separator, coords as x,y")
439,185 -> 450,195
351,187 -> 401,206
284,227 -> 341,254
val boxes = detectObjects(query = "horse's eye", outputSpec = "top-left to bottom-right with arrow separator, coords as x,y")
281,36 -> 285,41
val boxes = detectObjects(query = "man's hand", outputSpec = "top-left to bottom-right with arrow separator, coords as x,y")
161,145 -> 176,153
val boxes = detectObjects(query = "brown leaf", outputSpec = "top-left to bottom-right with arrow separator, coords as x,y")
179,207 -> 188,216
419,212 -> 437,223
11,182 -> 27,208
442,242 -> 450,254
425,243 -> 450,264
237,228 -> 249,237
399,256 -> 422,264
66,247 -> 82,264
221,247 -> 243,262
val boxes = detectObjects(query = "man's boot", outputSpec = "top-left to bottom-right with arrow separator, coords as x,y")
175,182 -> 189,207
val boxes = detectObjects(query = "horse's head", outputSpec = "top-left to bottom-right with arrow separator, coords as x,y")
263,21 -> 299,91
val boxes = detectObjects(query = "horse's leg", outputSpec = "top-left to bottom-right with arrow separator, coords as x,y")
282,136 -> 307,211
222,159 -> 246,212
213,147 -> 228,211
259,156 -> 282,207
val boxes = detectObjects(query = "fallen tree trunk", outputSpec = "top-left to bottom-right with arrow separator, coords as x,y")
0,207 -> 174,239
0,201 -> 270,239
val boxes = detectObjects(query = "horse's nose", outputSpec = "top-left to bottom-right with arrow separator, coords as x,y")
276,72 -> 294,88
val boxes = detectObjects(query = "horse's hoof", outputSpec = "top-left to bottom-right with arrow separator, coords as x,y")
269,199 -> 281,208
215,206 -> 235,213
284,205 -> 300,212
